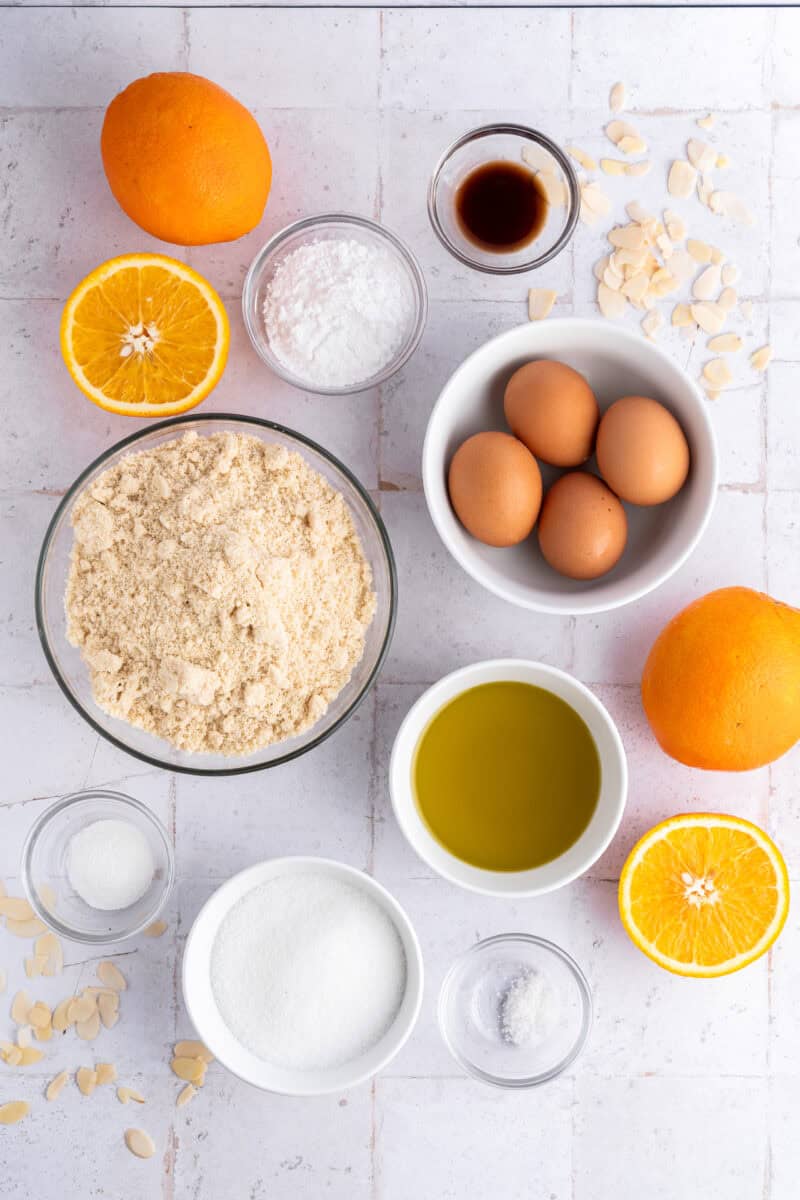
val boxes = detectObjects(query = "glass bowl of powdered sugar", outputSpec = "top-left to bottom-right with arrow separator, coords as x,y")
438,933 -> 592,1088
242,213 -> 428,394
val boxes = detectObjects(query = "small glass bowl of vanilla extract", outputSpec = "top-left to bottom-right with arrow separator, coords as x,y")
428,124 -> 580,275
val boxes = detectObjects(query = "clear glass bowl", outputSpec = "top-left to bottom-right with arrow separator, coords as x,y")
242,213 -> 428,395
438,933 -> 592,1088
22,790 -> 174,945
35,414 -> 397,776
428,124 -> 580,275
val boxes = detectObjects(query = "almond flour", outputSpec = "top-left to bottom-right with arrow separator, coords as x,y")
66,432 -> 376,756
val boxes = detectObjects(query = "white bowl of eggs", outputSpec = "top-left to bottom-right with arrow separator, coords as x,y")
422,318 -> 718,615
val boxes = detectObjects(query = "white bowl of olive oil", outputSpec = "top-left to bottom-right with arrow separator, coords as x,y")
389,659 -> 627,897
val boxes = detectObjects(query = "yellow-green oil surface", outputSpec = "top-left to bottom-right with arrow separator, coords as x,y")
413,681 -> 601,871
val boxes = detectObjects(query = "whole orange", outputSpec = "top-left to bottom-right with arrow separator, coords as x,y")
101,72 -> 271,246
642,587 -> 800,771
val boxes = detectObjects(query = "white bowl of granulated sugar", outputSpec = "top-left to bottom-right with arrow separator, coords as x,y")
182,857 -> 424,1094
242,213 -> 428,395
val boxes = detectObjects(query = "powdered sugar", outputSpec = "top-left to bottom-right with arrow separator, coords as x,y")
262,238 -> 414,388
210,872 -> 406,1071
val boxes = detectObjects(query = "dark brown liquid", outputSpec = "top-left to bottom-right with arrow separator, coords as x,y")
455,161 -> 548,252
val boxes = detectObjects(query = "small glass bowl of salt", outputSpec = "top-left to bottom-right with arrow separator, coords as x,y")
242,213 -> 428,395
22,790 -> 174,944
438,933 -> 592,1088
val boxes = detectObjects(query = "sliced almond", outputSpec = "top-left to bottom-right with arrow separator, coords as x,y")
625,160 -> 651,178
600,158 -> 627,176
125,1129 -> 156,1160
609,82 -> 626,113
608,224 -> 647,251
721,264 -> 738,286
171,1056 -> 206,1085
642,310 -> 663,339
606,119 -> 639,145
77,1066 -> 97,1096
76,1010 -> 101,1042
703,358 -> 734,388
527,288 -> 557,322
710,191 -> 754,225
174,1040 -> 214,1063
751,345 -> 773,372
46,1069 -> 69,1101
5,917 -> 47,938
52,998 -> 73,1034
668,250 -> 697,283
710,246 -> 726,266
536,171 -> 567,208
28,1001 -> 51,1030
618,134 -> 647,156
691,302 -> 727,335
603,266 -> 623,291
0,1101 -> 29,1125
1,1042 -> 22,1066
593,255 -> 611,282
99,992 -> 120,1031
24,955 -> 47,979
11,989 -> 31,1025
34,1023 -> 53,1043
597,282 -> 627,319
176,1083 -> 196,1109
692,264 -> 722,301
668,160 -> 697,199
19,1046 -> 44,1066
143,921 -> 168,939
625,202 -> 653,225
521,144 -> 552,173
117,1086 -> 146,1105
672,303 -> 694,328
697,174 -> 714,209
718,287 -> 738,311
16,1025 -> 32,1049
581,182 -> 612,219
566,145 -> 597,172
0,897 -> 35,921
97,961 -> 127,992
68,995 -> 95,1026
687,139 -> 717,173
697,114 -> 716,131
35,932 -> 63,977
621,273 -> 649,305
687,239 -> 713,264
96,1062 -> 118,1086
663,210 -> 687,242
708,334 -> 742,353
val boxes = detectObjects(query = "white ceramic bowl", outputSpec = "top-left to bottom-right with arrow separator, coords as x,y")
422,318 -> 718,615
389,660 -> 627,897
182,857 -> 424,1095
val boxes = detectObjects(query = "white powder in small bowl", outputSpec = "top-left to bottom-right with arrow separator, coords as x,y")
67,818 -> 154,911
262,237 -> 415,389
210,872 -> 406,1072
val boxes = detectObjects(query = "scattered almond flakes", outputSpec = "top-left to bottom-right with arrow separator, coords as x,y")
721,263 -> 738,286
125,1128 -> 156,1160
77,1066 -> 97,1096
710,246 -> 726,266
0,1101 -> 29,1125
96,1062 -> 118,1086
24,955 -> 47,979
691,302 -> 727,335
606,119 -> 639,145
16,1025 -> 32,1049
566,145 -> 597,172
46,1069 -> 69,1102
642,310 -> 663,339
664,210 -> 687,242
697,114 -> 716,131
625,160 -> 651,178
692,265 -> 722,301
174,1041 -> 214,1063
0,1041 -> 22,1067
143,921 -> 168,939
171,1056 -> 206,1085
528,288 -> 557,322
117,1086 -> 146,1105
618,134 -> 647,156
687,239 -> 713,264
708,334 -> 742,353
536,170 -> 567,208
68,993 -> 96,1025
76,1010 -> 101,1042
668,160 -> 697,199
672,303 -> 694,328
600,158 -> 627,177
97,961 -> 127,992
19,1046 -> 44,1066
28,1001 -> 51,1030
598,281 -> 626,319
11,989 -> 31,1025
703,358 -> 734,388
718,287 -> 738,311
99,992 -> 120,1031
6,917 -> 47,938
52,998 -> 73,1034
687,139 -> 717,173
0,897 -> 35,921
751,345 -> 773,372
176,1084 -> 196,1109
710,191 -> 754,225
34,1023 -> 53,1043
581,182 -> 612,218
35,932 -> 63,977
609,82 -> 626,113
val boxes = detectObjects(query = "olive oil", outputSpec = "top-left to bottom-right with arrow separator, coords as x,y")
413,682 -> 600,872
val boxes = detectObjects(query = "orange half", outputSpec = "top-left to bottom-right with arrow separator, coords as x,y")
60,253 -> 229,417
619,813 -> 789,977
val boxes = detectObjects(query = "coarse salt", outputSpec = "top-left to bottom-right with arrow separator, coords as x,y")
262,238 -> 414,389
500,969 -> 556,1047
211,872 -> 406,1072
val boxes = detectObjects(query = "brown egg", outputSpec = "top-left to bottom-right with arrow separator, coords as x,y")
448,431 -> 542,547
538,472 -> 627,580
504,359 -> 600,467
596,395 -> 690,506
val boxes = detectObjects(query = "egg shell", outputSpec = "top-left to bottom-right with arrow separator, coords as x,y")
504,359 -> 600,467
596,395 -> 690,506
538,471 -> 628,580
448,431 -> 542,548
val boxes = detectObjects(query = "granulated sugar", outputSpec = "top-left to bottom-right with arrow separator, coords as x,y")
262,238 -> 414,388
210,872 -> 406,1071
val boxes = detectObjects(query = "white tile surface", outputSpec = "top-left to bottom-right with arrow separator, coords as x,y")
0,8 -> 797,1200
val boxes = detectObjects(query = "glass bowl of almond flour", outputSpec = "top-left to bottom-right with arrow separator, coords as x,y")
36,414 -> 396,775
